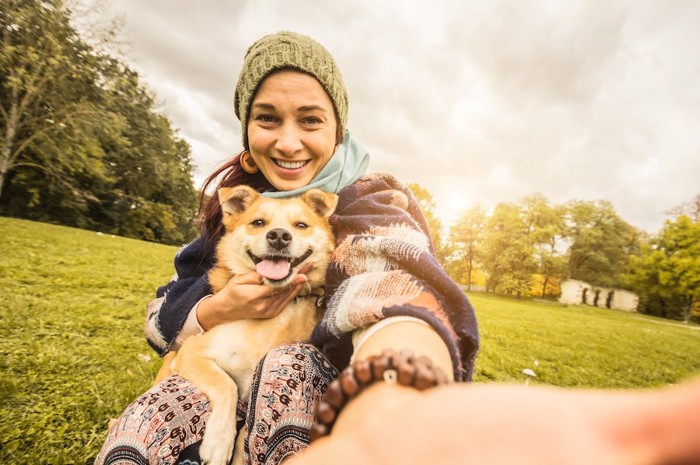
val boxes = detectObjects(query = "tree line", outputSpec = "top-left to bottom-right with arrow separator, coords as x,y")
1,0 -> 197,245
411,186 -> 700,324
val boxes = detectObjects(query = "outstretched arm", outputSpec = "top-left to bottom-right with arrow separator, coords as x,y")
291,376 -> 700,465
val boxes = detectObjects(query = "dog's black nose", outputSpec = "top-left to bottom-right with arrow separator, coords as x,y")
267,228 -> 292,250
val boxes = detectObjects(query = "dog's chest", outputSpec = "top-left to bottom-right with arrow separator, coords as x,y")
206,298 -> 321,371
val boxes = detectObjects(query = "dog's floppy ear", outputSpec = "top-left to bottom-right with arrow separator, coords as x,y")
218,185 -> 259,218
302,189 -> 338,219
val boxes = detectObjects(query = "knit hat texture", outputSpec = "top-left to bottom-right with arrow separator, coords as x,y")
234,31 -> 348,149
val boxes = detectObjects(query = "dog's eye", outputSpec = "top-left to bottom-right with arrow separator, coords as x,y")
251,219 -> 265,228
295,222 -> 308,229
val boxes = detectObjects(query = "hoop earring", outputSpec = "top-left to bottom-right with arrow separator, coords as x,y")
240,151 -> 259,174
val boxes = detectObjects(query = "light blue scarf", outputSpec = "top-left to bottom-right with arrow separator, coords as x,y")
261,130 -> 369,199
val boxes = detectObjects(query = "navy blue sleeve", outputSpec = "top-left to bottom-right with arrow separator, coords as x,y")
145,236 -> 216,355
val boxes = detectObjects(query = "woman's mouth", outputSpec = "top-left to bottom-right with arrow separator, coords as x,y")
274,159 -> 309,170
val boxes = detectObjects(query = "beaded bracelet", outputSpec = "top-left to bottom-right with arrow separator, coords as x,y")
310,348 -> 449,441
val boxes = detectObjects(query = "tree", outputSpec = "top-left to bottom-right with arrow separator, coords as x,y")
449,204 -> 486,290
0,0 -> 113,204
93,63 -> 197,244
1,0 -> 197,244
521,194 -> 567,297
407,183 -> 450,266
625,216 -> 700,323
481,202 -> 537,296
564,200 -> 639,288
668,194 -> 700,223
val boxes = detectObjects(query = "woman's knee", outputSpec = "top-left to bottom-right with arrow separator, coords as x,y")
95,375 -> 210,465
244,343 -> 338,464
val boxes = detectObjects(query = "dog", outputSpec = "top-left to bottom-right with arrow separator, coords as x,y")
158,185 -> 337,465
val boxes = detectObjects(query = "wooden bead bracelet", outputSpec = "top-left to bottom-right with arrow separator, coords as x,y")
310,348 -> 449,441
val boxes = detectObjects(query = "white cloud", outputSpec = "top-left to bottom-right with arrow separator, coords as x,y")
98,0 -> 700,233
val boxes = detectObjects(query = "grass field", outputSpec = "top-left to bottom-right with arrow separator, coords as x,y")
1,216 -> 699,464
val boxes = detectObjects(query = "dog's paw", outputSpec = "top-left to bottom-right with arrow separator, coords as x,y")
199,412 -> 236,465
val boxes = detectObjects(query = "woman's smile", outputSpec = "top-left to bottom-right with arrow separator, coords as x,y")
273,158 -> 310,171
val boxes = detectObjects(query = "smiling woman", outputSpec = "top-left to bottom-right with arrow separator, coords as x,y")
95,31 -> 478,465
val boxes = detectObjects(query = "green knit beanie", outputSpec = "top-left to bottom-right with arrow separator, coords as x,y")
234,31 -> 349,150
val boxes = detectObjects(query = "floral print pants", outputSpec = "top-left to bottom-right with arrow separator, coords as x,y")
95,342 -> 338,465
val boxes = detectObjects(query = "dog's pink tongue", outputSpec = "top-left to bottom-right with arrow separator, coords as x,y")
256,260 -> 291,280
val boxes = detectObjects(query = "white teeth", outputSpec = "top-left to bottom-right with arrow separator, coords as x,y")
275,159 -> 307,169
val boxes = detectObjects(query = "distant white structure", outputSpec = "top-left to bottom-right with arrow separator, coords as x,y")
559,279 -> 638,312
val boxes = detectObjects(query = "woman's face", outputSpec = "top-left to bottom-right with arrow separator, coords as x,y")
247,69 -> 338,191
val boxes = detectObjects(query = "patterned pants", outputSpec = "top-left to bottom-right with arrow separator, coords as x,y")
95,342 -> 338,465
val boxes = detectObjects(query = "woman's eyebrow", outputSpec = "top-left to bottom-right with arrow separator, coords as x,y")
252,102 -> 275,110
298,105 -> 329,113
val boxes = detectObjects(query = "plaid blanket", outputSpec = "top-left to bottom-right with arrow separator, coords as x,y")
145,173 -> 479,381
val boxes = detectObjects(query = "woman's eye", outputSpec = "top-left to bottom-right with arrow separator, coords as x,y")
255,114 -> 277,124
295,222 -> 308,229
251,219 -> 265,227
301,116 -> 322,125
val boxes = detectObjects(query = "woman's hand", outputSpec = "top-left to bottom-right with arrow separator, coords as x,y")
289,378 -> 700,465
196,263 -> 313,330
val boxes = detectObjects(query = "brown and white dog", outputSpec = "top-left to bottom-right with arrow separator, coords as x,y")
159,185 -> 337,465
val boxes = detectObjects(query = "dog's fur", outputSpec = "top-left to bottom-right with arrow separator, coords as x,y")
156,185 -> 337,465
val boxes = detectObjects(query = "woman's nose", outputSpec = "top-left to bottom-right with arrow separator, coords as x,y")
274,124 -> 303,155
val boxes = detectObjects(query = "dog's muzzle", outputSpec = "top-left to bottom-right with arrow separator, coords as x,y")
247,248 -> 314,282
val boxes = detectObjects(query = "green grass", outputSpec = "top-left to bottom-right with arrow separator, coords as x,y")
0,217 -> 176,464
469,293 -> 700,388
1,216 -> 699,464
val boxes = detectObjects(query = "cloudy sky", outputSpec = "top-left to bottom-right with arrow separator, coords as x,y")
96,0 -> 699,233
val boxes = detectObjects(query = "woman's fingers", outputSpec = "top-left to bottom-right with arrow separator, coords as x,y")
224,269 -> 311,318
259,283 -> 304,317
230,271 -> 264,285
259,271 -> 308,300
297,262 -> 315,275
275,283 -> 305,308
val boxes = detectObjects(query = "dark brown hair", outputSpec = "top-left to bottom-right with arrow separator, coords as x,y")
197,152 -> 273,244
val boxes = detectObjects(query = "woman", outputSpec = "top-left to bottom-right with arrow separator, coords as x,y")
96,31 -> 478,465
